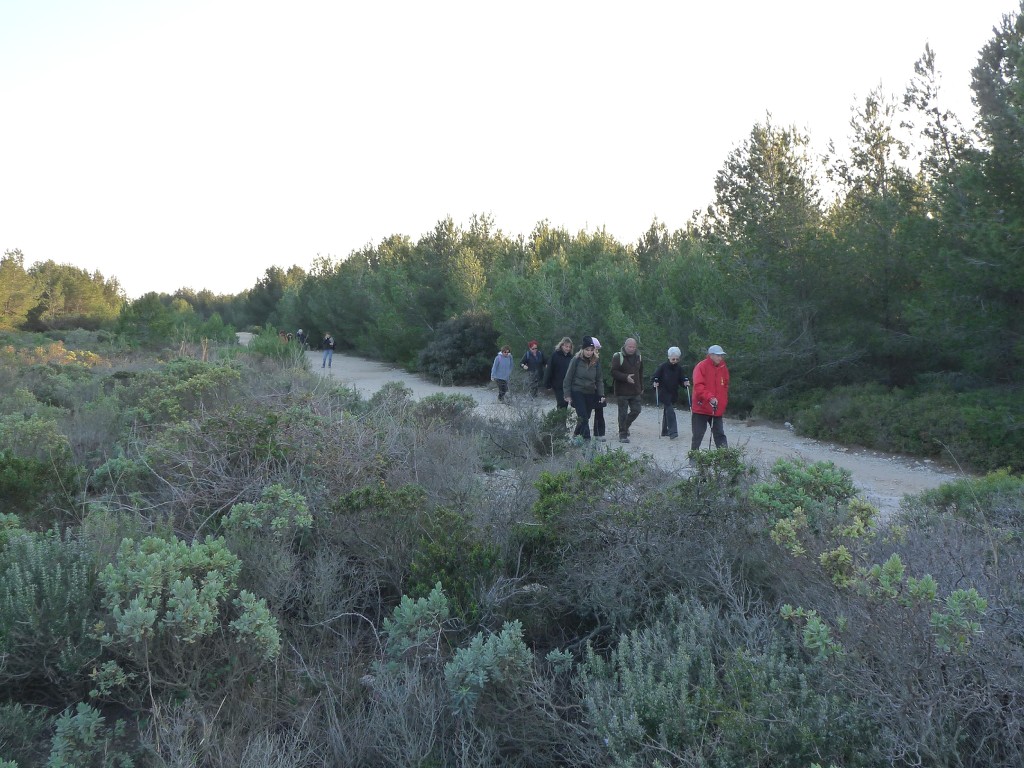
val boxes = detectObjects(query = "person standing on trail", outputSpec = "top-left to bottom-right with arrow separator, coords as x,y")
563,336 -> 605,442
321,332 -> 335,369
296,328 -> 306,348
611,337 -> 644,443
491,345 -> 514,402
590,338 -> 608,441
520,340 -> 546,398
544,337 -> 574,409
651,346 -> 690,440
690,344 -> 729,454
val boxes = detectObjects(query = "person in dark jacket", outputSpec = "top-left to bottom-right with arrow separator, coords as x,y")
591,338 -> 607,440
651,346 -> 690,440
321,333 -> 335,368
520,340 -> 546,398
543,337 -> 574,409
611,337 -> 643,443
563,336 -> 605,441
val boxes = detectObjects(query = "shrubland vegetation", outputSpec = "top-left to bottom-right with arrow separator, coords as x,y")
3,7 -> 1024,765
1,324 -> 1023,767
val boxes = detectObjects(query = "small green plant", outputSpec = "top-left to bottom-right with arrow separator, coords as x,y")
46,702 -> 134,768
444,620 -> 533,716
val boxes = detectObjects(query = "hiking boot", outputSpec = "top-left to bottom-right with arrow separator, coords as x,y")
619,435 -> 630,443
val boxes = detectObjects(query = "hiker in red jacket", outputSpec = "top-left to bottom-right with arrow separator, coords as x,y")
690,344 -> 729,453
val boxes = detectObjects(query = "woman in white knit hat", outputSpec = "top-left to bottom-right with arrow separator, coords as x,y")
650,346 -> 690,440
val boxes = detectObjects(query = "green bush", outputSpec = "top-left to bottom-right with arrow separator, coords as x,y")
0,415 -> 81,517
0,703 -> 52,767
750,458 -> 858,525
115,358 -> 242,425
0,525 -> 101,700
580,597 -> 878,767
757,384 -> 1024,473
416,310 -> 499,384
47,702 -> 134,768
245,326 -> 307,367
95,535 -> 280,703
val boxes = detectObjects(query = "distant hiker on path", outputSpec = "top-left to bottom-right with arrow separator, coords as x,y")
544,337 -> 574,409
651,346 -> 690,440
491,345 -> 514,402
690,344 -> 729,454
296,328 -> 307,348
321,333 -> 335,368
563,336 -> 605,442
611,336 -> 643,443
520,340 -> 546,398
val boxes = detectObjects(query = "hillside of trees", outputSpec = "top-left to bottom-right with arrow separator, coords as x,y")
2,7 -> 1023,766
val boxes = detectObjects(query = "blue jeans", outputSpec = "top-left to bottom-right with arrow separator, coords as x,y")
322,349 -> 333,367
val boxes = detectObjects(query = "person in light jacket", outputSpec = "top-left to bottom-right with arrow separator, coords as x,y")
491,345 -> 514,402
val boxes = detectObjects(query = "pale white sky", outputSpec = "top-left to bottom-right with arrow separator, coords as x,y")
0,1 -> 1017,298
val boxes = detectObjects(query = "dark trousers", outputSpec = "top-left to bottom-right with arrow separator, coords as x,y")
571,391 -> 599,439
661,402 -> 679,438
552,386 -> 568,409
592,402 -> 606,437
691,413 -> 727,450
617,396 -> 642,437
496,379 -> 509,401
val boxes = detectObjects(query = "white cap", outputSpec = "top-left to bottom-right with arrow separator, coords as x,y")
708,344 -> 726,355
591,337 -> 602,349
667,346 -> 681,358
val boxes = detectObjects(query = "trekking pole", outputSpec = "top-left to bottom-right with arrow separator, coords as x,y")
708,403 -> 717,450
684,383 -> 691,410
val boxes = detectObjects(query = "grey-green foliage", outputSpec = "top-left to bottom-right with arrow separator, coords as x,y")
579,596 -> 876,767
95,534 -> 280,700
0,703 -> 51,767
444,619 -> 533,716
46,702 -> 133,768
0,520 -> 100,695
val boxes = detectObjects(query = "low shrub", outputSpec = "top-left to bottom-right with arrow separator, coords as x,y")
756,384 -> 1024,473
580,596 -> 878,767
416,310 -> 499,384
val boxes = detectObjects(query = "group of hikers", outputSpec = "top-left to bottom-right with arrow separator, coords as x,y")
492,336 -> 730,455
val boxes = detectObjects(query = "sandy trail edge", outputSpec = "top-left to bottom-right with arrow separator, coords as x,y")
238,335 -> 963,517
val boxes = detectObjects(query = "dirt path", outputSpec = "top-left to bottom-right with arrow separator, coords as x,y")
298,348 -> 963,517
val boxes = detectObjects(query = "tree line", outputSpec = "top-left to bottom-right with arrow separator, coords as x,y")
5,7 -> 1023,468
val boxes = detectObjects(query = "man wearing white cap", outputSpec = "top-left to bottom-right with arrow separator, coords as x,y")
690,344 -> 730,453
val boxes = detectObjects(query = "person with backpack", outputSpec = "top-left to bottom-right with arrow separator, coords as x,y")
519,340 -> 546,398
563,336 -> 605,442
543,337 -> 574,409
610,337 -> 643,443
690,344 -> 730,453
651,346 -> 690,440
